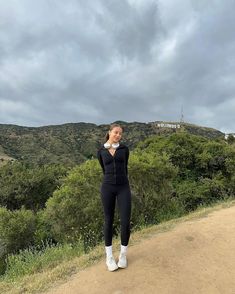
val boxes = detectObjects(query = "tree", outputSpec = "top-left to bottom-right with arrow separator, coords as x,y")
227,134 -> 235,145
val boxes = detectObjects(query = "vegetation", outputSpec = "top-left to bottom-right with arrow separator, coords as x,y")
0,162 -> 68,211
0,121 -> 224,166
0,131 -> 234,289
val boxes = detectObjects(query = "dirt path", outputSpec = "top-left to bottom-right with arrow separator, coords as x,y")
44,205 -> 235,294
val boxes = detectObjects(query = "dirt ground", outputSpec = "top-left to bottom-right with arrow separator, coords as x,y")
43,204 -> 235,294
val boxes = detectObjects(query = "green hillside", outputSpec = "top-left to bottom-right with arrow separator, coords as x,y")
0,121 -> 225,167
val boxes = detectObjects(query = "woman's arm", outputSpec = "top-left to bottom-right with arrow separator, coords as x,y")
97,149 -> 105,174
125,147 -> 129,176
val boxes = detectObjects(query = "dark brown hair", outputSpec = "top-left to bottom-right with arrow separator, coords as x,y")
105,123 -> 123,141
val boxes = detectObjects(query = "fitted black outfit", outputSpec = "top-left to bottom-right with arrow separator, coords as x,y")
97,143 -> 132,246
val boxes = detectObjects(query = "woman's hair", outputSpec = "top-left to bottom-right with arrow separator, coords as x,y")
105,123 -> 123,141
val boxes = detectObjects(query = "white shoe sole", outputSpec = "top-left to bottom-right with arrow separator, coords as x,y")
107,265 -> 118,271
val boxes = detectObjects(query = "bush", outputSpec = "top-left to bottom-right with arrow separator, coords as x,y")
0,162 -> 68,211
0,207 -> 36,254
128,150 -> 178,225
0,207 -> 36,274
43,159 -> 104,252
176,176 -> 228,212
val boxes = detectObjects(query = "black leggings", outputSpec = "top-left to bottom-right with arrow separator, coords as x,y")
100,182 -> 132,246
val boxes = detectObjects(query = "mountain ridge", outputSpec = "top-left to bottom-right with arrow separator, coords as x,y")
0,120 -> 225,166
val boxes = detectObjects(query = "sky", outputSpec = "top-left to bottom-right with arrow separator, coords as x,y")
0,0 -> 234,133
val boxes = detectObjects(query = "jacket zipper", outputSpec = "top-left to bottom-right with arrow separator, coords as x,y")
113,158 -> 116,184
113,148 -> 118,184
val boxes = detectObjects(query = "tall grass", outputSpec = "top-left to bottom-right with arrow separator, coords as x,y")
0,239 -> 84,282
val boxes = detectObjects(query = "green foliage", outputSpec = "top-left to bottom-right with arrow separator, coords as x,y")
135,132 -> 235,210
43,159 -> 104,252
227,134 -> 235,145
176,175 -> 228,212
195,141 -> 235,178
0,207 -> 36,254
0,161 -> 68,211
33,210 -> 55,247
128,150 -> 178,224
0,207 -> 36,274
136,133 -> 206,180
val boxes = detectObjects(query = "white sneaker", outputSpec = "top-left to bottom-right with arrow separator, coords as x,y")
117,253 -> 127,268
106,256 -> 118,271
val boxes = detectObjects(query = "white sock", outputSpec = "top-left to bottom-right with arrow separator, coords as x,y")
105,245 -> 113,258
120,244 -> 128,255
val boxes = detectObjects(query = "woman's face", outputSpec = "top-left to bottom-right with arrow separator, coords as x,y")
109,127 -> 123,143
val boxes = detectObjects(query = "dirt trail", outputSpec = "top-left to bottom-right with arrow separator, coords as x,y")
44,205 -> 235,294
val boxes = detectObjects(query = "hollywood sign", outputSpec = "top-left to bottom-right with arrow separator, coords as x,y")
224,133 -> 235,139
157,123 -> 181,129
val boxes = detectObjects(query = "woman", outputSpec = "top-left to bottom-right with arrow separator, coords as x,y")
97,123 -> 132,271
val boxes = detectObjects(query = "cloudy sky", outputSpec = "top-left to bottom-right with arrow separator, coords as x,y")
0,0 -> 234,133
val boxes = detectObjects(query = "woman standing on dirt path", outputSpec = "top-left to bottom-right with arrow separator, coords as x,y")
97,123 -> 132,272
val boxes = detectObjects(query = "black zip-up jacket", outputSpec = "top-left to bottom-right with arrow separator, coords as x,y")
97,143 -> 129,185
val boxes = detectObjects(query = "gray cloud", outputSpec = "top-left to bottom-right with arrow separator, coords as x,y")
0,0 -> 234,133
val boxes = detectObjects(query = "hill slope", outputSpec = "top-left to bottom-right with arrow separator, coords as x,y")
0,121 -> 225,166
